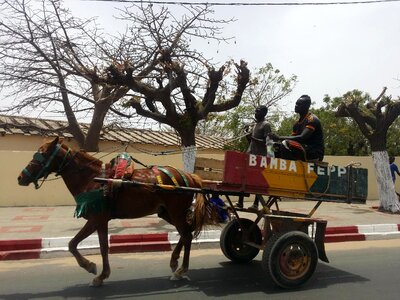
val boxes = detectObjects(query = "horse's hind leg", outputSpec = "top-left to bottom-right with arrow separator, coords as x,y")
171,230 -> 193,281
91,220 -> 110,287
69,219 -> 98,275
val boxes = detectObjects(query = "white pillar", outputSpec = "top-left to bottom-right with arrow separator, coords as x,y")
372,151 -> 400,213
181,145 -> 197,173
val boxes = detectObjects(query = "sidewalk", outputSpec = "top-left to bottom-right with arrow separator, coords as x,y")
1,199 -> 399,260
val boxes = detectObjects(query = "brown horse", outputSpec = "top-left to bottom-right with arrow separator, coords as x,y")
17,137 -> 218,286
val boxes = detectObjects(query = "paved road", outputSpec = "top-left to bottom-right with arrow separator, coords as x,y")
0,240 -> 399,300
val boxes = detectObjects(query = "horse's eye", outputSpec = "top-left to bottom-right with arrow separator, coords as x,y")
33,152 -> 46,163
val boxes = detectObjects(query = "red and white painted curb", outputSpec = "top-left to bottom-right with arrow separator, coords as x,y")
1,224 -> 399,261
324,223 -> 400,242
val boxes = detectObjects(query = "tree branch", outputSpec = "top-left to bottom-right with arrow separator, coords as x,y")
207,60 -> 250,113
128,96 -> 170,126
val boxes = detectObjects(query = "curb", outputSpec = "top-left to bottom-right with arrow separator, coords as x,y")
1,225 -> 399,261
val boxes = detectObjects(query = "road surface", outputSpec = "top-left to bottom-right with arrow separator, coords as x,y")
0,240 -> 399,299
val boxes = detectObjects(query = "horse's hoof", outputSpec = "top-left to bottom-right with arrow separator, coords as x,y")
88,262 -> 97,275
170,267 -> 189,281
170,274 -> 182,281
90,277 -> 103,287
170,274 -> 190,281
170,264 -> 178,273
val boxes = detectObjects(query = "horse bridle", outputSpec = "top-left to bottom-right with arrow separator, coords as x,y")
22,143 -> 73,189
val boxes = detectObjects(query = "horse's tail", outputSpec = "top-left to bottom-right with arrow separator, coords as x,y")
190,174 -> 219,239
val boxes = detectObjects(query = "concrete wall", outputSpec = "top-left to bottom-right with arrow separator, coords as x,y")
0,134 -> 389,206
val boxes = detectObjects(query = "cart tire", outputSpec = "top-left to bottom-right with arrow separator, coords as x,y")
220,218 -> 262,263
262,231 -> 318,289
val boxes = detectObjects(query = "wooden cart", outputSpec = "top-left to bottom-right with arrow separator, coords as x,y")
195,150 -> 368,289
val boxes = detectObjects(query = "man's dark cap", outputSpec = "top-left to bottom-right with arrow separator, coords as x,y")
298,95 -> 311,107
257,105 -> 268,113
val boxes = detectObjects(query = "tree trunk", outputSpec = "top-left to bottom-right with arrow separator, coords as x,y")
181,145 -> 197,173
83,102 -> 111,151
177,126 -> 197,173
372,151 -> 400,213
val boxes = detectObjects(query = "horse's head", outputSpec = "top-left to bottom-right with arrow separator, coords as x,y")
17,137 -> 71,189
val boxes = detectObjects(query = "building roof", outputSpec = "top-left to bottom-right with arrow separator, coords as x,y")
0,115 -> 225,150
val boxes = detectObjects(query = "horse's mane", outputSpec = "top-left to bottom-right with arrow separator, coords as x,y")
74,149 -> 103,168
48,138 -> 103,168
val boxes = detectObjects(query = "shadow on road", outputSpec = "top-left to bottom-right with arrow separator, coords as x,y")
1,261 -> 368,299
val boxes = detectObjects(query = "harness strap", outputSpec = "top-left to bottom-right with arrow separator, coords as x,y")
174,168 -> 190,187
158,166 -> 180,186
56,148 -> 71,176
152,166 -> 181,187
151,166 -> 164,185
26,143 -> 63,189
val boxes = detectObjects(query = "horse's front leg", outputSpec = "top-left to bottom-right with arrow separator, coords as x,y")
68,219 -> 98,276
91,220 -> 110,287
170,239 -> 183,273
171,231 -> 192,281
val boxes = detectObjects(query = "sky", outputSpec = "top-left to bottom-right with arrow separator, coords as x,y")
65,0 -> 400,113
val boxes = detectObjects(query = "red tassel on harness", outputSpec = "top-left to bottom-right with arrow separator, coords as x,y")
112,153 -> 132,179
114,159 -> 128,178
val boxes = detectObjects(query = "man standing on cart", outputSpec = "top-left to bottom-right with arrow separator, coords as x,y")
269,95 -> 324,162
236,105 -> 271,209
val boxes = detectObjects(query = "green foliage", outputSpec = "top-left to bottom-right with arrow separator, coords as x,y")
387,118 -> 400,156
275,115 -> 296,136
318,90 -> 400,156
314,106 -> 369,156
316,94 -> 371,155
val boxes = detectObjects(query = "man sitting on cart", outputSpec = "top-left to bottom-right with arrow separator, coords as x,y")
236,104 -> 271,209
269,94 -> 324,162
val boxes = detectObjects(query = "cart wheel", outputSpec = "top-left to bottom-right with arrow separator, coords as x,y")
262,231 -> 318,289
220,218 -> 262,263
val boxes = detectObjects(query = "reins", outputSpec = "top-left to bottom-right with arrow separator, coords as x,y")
91,143 -> 149,168
55,148 -> 73,176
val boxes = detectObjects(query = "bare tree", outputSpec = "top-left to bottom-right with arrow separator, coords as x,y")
0,0 -> 131,151
336,88 -> 400,213
80,3 -> 250,170
0,1 -> 250,170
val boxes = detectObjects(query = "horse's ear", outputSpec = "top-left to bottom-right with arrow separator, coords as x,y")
50,136 -> 59,147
